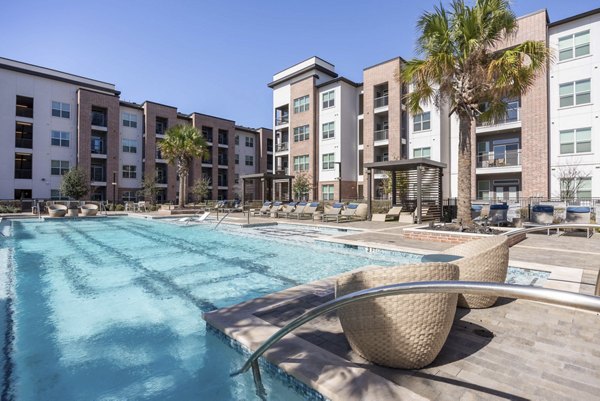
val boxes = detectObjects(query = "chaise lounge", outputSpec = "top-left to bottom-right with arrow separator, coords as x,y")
47,204 -> 68,218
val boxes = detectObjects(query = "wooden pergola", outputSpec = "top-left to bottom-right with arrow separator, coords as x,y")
364,158 -> 447,223
241,172 -> 294,204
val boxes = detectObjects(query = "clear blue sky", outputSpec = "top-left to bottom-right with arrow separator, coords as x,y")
1,1 -> 597,128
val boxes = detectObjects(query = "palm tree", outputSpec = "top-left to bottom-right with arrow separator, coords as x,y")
159,125 -> 208,208
401,0 -> 550,224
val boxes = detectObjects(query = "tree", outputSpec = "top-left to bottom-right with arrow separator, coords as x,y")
191,176 -> 211,202
292,172 -> 311,200
401,0 -> 549,223
141,173 -> 159,203
554,164 -> 591,200
159,125 -> 208,208
60,167 -> 89,200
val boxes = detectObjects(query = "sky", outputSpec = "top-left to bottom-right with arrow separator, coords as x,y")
1,1 -> 597,128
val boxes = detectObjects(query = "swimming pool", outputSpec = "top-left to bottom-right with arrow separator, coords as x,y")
0,218 -> 548,400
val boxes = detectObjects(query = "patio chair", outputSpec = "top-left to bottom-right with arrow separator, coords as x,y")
442,235 -> 509,308
562,206 -> 592,238
276,202 -> 297,218
336,262 -> 459,369
488,204 -> 509,226
269,201 -> 284,217
321,203 -> 344,222
252,201 -> 272,216
285,202 -> 306,218
125,202 -> 137,212
371,206 -> 402,222
137,201 -> 147,212
47,204 -> 67,218
523,205 -> 555,235
80,204 -> 98,217
398,210 -> 416,224
289,202 -> 319,220
338,203 -> 368,223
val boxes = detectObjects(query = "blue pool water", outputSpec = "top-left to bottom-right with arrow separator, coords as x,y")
0,218 -> 549,400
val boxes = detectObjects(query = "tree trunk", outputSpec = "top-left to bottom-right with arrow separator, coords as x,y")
457,113 -> 473,224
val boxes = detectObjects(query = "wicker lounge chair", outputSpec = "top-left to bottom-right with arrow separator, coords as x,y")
80,204 -> 98,216
371,206 -> 402,222
563,206 -> 592,238
276,202 -> 297,218
47,204 -> 67,218
336,262 -> 459,369
442,235 -> 509,308
321,203 -> 344,222
523,205 -> 555,235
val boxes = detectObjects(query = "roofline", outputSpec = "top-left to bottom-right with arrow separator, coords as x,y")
190,112 -> 236,123
0,58 -> 120,96
549,7 -> 600,27
76,87 -> 119,98
364,158 -> 447,170
271,56 -> 335,77
268,64 -> 338,88
142,100 -> 178,110
316,76 -> 362,88
363,56 -> 406,72
235,125 -> 259,133
516,8 -> 548,22
119,100 -> 144,110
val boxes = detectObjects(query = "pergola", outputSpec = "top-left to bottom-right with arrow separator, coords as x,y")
364,158 -> 447,223
241,172 -> 294,204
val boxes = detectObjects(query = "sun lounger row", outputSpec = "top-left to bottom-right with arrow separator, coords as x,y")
248,201 -> 368,222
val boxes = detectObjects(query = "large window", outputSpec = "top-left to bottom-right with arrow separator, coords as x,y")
561,177 -> 592,199
322,153 -> 335,170
293,95 -> 309,113
322,184 -> 334,200
235,154 -> 239,164
15,153 -> 32,179
15,122 -> 33,148
122,191 -> 137,202
293,155 -> 309,172
122,112 -> 138,128
560,128 -> 591,154
322,90 -> 335,109
322,121 -> 335,139
558,30 -> 590,61
51,160 -> 69,176
413,147 -> 431,158
559,79 -> 591,107
293,125 -> 310,142
477,180 -> 490,200
245,155 -> 254,166
52,101 -> 70,118
51,131 -> 70,147
50,189 -> 69,200
16,95 -> 34,118
413,112 -> 431,132
122,139 -> 137,153
122,165 -> 137,179
245,136 -> 254,147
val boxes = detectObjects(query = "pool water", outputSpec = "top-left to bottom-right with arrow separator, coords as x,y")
0,218 -> 549,400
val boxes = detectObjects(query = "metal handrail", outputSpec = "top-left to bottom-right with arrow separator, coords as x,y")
231,281 -> 600,398
502,223 -> 600,237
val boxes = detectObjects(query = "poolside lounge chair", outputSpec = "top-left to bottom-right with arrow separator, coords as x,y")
336,262 -> 459,369
47,204 -> 67,218
398,210 -> 416,224
488,204 -> 509,226
252,201 -> 272,216
442,235 -> 509,308
178,211 -> 211,223
80,204 -> 98,216
321,203 -> 344,222
269,201 -> 284,217
276,202 -> 297,218
285,202 -> 306,218
337,203 -> 368,223
562,206 -> 592,238
523,205 -> 555,235
371,206 -> 402,222
289,202 -> 319,220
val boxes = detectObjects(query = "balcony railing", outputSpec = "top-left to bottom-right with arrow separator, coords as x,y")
276,142 -> 289,152
477,149 -> 521,168
91,112 -> 107,127
374,129 -> 388,141
275,116 -> 289,126
476,105 -> 520,127
14,169 -> 32,179
276,167 -> 289,175
91,139 -> 106,154
218,157 -> 228,165
90,169 -> 105,182
374,95 -> 388,108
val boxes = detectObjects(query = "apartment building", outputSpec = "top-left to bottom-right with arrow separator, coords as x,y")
0,57 -> 271,202
549,9 -> 600,199
233,126 -> 273,200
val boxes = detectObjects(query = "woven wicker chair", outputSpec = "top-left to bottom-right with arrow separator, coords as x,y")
335,262 -> 459,369
80,204 -> 98,216
442,235 -> 509,309
47,204 -> 67,218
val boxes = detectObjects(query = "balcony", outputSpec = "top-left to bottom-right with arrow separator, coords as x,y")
276,167 -> 289,175
218,157 -> 228,166
91,138 -> 106,155
14,168 -> 32,179
476,149 -> 521,171
90,167 -> 106,182
276,142 -> 289,152
374,95 -> 388,109
155,150 -> 164,160
91,111 -> 107,127
275,116 -> 289,126
476,101 -> 521,133
374,129 -> 388,142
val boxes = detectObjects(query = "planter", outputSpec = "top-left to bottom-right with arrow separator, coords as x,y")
67,208 -> 79,217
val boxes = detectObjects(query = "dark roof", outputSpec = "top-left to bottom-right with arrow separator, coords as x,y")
268,64 -> 338,88
235,125 -> 258,133
364,158 -> 447,170
142,100 -> 178,110
549,7 -> 600,27
119,100 -> 143,110
316,76 -> 362,88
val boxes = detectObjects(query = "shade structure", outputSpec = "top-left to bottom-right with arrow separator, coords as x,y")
364,158 -> 446,223
240,172 -> 294,204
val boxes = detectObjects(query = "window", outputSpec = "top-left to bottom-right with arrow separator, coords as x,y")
561,177 -> 592,199
322,90 -> 335,109
293,95 -> 309,113
293,125 -> 310,142
234,174 -> 240,184
322,184 -> 334,200
413,147 -> 431,158
52,101 -> 70,118
14,189 -> 32,199
16,95 -> 34,118
218,129 -> 229,145
245,155 -> 254,166
558,30 -> 590,61
322,122 -> 335,139
122,191 -> 137,202
122,139 -> 137,153
413,112 -> 431,132
202,126 -> 213,142
235,135 -> 239,145
560,128 -> 591,154
477,180 -> 490,200
245,136 -> 254,147
322,153 -> 335,170
15,153 -> 32,179
51,131 -> 70,147
50,189 -> 70,200
122,112 -> 138,128
559,79 -> 591,107
51,160 -> 69,176
293,155 -> 309,172
15,122 -> 33,148
122,165 -> 137,179
235,154 -> 239,164
91,107 -> 107,127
